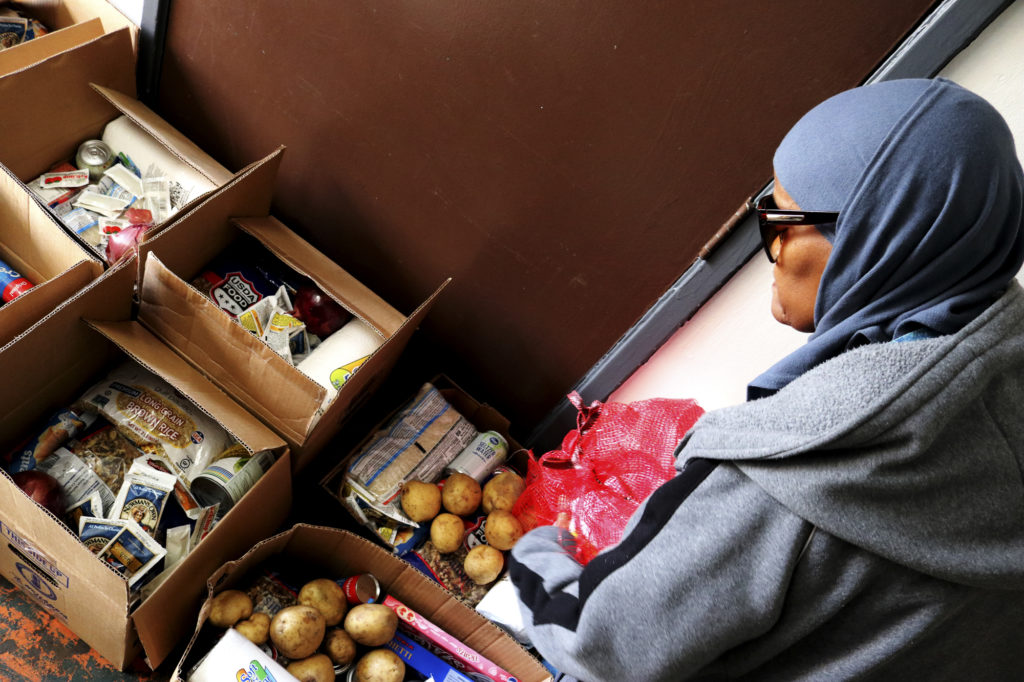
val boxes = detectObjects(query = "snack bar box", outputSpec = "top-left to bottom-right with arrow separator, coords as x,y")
136,146 -> 449,471
0,28 -> 243,257
174,523 -> 553,682
0,0 -> 137,78
0,257 -> 292,671
0,161 -> 102,348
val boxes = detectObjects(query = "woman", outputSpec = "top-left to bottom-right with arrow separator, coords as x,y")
509,78 -> 1024,680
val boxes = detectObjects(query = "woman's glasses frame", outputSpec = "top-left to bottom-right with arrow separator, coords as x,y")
756,194 -> 839,263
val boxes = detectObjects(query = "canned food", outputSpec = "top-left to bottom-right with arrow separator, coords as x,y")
190,450 -> 276,516
445,430 -> 509,482
0,257 -> 33,303
339,573 -> 381,604
75,139 -> 114,182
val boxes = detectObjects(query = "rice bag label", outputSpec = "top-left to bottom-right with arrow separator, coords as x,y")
115,386 -> 196,449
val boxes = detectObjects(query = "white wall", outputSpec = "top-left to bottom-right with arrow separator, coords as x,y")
610,0 -> 1024,410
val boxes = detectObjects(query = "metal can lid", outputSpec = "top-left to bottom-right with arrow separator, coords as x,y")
77,139 -> 113,166
339,573 -> 381,604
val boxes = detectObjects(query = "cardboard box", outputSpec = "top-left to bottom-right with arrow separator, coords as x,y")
0,28 -> 241,258
173,524 -> 552,682
0,256 -> 293,671
0,161 -> 102,348
135,147 -> 449,470
0,0 -> 137,78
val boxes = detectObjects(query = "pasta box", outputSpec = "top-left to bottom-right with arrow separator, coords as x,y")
0,256 -> 292,671
173,523 -> 552,682
0,0 -> 137,78
135,146 -> 448,471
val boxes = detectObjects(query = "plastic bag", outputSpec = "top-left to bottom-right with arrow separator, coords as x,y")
512,392 -> 704,564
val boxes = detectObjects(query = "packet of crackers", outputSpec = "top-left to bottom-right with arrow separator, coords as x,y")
74,361 -> 231,482
339,383 -> 478,531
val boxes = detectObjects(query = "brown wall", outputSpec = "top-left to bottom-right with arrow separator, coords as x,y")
157,0 -> 935,437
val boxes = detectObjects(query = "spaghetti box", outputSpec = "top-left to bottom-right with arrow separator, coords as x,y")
386,631 -> 475,682
0,0 -> 137,78
0,257 -> 291,671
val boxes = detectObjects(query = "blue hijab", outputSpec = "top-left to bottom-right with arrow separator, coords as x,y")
749,78 -> 1024,399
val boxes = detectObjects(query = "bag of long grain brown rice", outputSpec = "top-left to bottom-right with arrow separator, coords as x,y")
74,361 -> 230,482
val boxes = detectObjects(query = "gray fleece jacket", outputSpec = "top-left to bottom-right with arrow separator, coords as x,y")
510,283 -> 1024,681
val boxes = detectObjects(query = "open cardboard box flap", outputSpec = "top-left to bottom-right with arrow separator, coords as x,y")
0,17 -> 103,76
175,524 -> 552,682
0,28 -> 136,181
91,84 -> 235,187
0,163 -> 103,347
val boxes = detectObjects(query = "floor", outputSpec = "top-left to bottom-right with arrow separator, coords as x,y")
0,575 -> 171,681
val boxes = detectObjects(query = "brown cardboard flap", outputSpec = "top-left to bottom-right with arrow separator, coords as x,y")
138,148 -> 284,281
0,29 -> 136,180
132,450 -> 293,669
0,257 -> 136,448
90,84 -> 234,186
232,215 -> 407,337
84,319 -> 288,456
44,0 -> 140,44
0,260 -> 100,349
0,18 -> 104,77
138,253 -> 325,444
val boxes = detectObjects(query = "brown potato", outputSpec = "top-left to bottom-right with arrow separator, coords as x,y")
354,648 -> 405,682
484,510 -> 524,551
270,605 -> 326,660
400,480 -> 442,522
344,603 -> 398,647
430,513 -> 465,553
299,578 -> 348,626
287,653 -> 335,682
208,589 -> 253,628
235,612 -> 271,645
482,470 -> 525,514
322,627 -> 358,666
464,544 -> 504,585
442,472 -> 482,516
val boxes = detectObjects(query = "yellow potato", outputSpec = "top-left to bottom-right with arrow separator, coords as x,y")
208,589 -> 253,628
322,627 -> 358,666
482,470 -> 525,514
484,510 -> 524,551
354,648 -> 405,682
286,653 -> 335,682
401,480 -> 442,522
442,472 -> 482,516
235,612 -> 271,645
430,513 -> 465,554
464,544 -> 504,585
344,603 -> 398,647
270,605 -> 326,660
299,578 -> 348,626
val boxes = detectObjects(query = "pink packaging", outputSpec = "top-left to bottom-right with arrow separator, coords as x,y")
383,594 -> 518,682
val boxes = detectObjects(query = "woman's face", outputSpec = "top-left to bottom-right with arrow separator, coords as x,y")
770,178 -> 833,333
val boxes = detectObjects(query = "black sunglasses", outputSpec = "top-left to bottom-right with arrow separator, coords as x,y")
755,194 -> 839,263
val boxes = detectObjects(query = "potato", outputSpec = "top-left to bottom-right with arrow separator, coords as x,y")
270,605 -> 326,660
208,589 -> 253,628
464,544 -> 504,585
299,578 -> 348,626
442,472 -> 482,516
354,648 -> 405,682
430,513 -> 465,553
344,603 -> 398,647
401,480 -> 442,522
235,612 -> 271,645
287,653 -> 335,682
322,627 -> 358,666
484,510 -> 524,551
482,470 -> 525,514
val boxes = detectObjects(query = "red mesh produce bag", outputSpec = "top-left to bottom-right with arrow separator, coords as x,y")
512,392 -> 704,564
